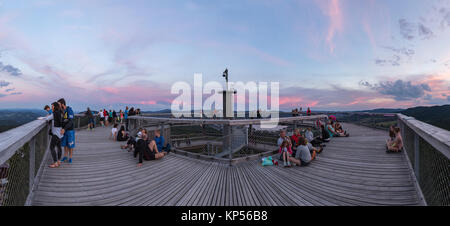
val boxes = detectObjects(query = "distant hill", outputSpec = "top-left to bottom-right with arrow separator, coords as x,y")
355,108 -> 405,113
401,105 -> 450,131
0,109 -> 47,133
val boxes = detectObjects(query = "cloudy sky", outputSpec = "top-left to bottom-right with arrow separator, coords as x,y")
0,0 -> 450,112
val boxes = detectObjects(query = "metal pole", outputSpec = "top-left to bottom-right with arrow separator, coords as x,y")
228,126 -> 232,166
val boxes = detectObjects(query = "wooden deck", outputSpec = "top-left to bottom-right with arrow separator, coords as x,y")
32,123 -> 422,206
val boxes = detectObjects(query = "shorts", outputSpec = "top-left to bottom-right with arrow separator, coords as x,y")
144,150 -> 155,161
88,118 -> 94,124
300,159 -> 310,166
61,130 -> 76,149
100,117 -> 104,121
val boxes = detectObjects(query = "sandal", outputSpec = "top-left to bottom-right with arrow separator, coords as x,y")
49,163 -> 59,168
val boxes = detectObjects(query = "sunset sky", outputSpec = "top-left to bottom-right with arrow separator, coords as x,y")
1,0 -> 450,112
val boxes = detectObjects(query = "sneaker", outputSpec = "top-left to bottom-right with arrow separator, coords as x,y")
68,158 -> 72,164
61,157 -> 68,162
287,161 -> 291,167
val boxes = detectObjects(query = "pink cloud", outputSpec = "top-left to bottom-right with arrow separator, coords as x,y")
316,0 -> 344,53
140,100 -> 157,105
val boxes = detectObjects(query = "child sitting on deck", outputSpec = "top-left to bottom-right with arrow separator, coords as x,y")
111,124 -> 118,140
280,140 -> 292,167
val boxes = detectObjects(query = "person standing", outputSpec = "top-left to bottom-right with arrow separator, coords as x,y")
44,105 -> 52,115
98,109 -> 105,127
59,98 -> 75,164
108,110 -> 113,125
119,110 -> 124,124
124,106 -> 129,131
86,107 -> 94,131
49,102 -> 63,168
112,110 -> 117,123
104,109 -> 109,126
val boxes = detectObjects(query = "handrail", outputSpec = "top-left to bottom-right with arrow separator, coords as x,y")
396,113 -> 450,206
129,114 -> 328,126
0,116 -> 51,165
397,113 -> 450,159
0,114 -> 93,206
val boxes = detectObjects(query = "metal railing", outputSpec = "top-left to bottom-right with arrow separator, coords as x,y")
0,114 -> 94,206
128,115 -> 328,165
397,114 -> 450,206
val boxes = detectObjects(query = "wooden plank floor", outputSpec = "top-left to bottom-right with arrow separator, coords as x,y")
32,123 -> 422,206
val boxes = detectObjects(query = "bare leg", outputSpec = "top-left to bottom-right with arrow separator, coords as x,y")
64,146 -> 69,158
289,157 -> 301,166
155,153 -> 165,159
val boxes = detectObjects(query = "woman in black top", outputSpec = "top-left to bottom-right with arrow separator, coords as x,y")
112,110 -> 117,123
116,125 -> 129,141
321,124 -> 331,142
49,102 -> 64,168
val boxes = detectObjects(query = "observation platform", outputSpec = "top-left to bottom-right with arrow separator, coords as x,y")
30,123 -> 423,206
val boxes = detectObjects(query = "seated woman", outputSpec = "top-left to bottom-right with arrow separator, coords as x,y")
386,127 -> 403,153
135,130 -> 166,167
327,121 -> 348,137
388,125 -> 396,142
305,127 -> 324,147
334,121 -> 344,134
320,124 -> 331,142
116,125 -> 129,141
289,137 -> 316,167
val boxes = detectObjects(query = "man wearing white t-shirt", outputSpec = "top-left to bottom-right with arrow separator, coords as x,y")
98,110 -> 105,127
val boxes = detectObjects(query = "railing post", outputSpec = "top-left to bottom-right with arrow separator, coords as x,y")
29,137 -> 36,194
228,125 -> 232,166
414,133 -> 420,183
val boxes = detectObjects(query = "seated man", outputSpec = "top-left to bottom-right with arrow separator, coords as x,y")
386,127 -> 403,153
154,129 -> 171,153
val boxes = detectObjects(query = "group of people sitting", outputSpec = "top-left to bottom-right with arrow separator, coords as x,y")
277,118 -> 350,167
320,120 -> 349,141
277,128 -> 325,167
113,126 -> 171,167
386,126 -> 403,153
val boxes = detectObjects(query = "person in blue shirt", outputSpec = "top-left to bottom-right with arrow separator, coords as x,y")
154,129 -> 171,153
44,105 -> 52,115
58,98 -> 76,164
124,106 -> 129,131
154,129 -> 165,152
